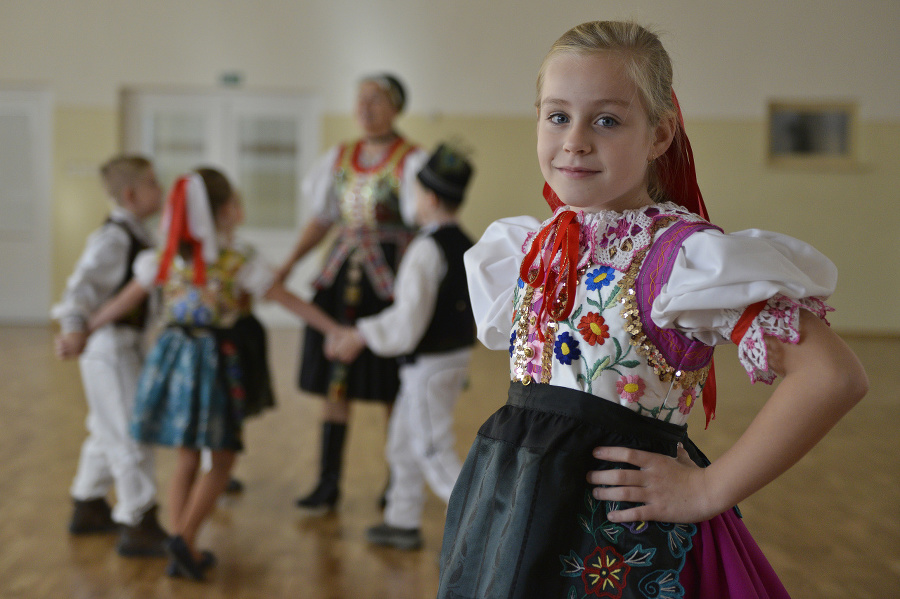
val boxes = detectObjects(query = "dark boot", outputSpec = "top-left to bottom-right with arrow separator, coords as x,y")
295,422 -> 347,509
69,497 -> 117,535
116,505 -> 168,557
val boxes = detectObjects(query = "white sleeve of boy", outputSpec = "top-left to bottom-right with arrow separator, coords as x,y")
50,224 -> 131,333
357,235 -> 445,357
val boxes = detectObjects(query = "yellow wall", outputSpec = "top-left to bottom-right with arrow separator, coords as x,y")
52,109 -> 900,334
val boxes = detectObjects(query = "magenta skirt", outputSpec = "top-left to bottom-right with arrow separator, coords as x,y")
438,382 -> 790,599
680,508 -> 789,597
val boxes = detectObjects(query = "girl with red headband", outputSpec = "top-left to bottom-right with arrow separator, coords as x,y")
437,21 -> 867,598
87,168 -> 339,581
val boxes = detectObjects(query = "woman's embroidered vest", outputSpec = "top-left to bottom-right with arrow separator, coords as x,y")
313,137 -> 418,299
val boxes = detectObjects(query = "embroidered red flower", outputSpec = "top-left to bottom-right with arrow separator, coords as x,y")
678,387 -> 698,414
578,312 -> 610,346
616,375 -> 646,403
581,546 -> 630,598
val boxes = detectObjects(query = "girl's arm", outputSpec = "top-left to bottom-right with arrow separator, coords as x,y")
263,281 -> 339,337
589,309 -> 868,523
87,279 -> 150,333
274,219 -> 331,285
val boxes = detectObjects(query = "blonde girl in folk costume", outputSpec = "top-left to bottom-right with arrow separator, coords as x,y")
437,21 -> 867,599
276,73 -> 428,510
88,168 -> 339,581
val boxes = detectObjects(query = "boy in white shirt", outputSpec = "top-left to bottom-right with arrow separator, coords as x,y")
53,155 -> 168,556
326,144 -> 476,549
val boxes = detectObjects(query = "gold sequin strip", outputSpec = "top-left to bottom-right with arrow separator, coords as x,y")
616,217 -> 710,390
511,285 -> 535,385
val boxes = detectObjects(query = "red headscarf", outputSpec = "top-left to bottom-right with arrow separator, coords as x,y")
533,90 -> 717,426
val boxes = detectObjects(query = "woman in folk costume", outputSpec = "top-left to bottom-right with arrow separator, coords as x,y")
437,21 -> 867,598
88,168 -> 338,580
276,73 -> 428,510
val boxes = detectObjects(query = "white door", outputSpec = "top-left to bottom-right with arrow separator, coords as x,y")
0,89 -> 53,323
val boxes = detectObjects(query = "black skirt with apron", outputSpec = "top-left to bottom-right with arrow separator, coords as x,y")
438,382 -> 711,599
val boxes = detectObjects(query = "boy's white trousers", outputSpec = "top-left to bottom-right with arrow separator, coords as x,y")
70,326 -> 157,526
384,347 -> 472,530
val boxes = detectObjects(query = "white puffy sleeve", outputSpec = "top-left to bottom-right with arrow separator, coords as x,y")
652,228 -> 837,383
302,146 -> 341,225
465,215 -> 542,350
236,248 -> 277,299
399,147 -> 429,226
132,249 -> 160,290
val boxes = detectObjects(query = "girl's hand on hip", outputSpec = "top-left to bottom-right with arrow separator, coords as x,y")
587,445 -> 719,524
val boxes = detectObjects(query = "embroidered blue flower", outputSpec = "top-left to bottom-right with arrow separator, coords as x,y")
656,522 -> 696,559
586,266 -> 616,291
172,301 -> 188,321
638,569 -> 684,599
554,331 -> 581,365
193,306 -> 212,326
624,520 -> 650,535
517,277 -> 526,289
509,330 -> 516,357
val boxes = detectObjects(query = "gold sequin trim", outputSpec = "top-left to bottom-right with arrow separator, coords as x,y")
616,216 -> 710,390
540,321 -> 556,383
511,285 -> 535,385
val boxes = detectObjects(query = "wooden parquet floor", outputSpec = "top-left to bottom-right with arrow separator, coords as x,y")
0,325 -> 897,598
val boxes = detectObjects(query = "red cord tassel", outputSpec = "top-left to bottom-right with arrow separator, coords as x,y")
519,209 -> 581,339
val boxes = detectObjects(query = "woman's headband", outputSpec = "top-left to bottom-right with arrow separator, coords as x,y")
361,73 -> 406,112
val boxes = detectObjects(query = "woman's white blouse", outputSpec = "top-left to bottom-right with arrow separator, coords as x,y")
466,211 -> 837,419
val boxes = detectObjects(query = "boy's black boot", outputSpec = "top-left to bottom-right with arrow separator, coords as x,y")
295,422 -> 347,509
69,497 -> 118,534
116,504 -> 168,557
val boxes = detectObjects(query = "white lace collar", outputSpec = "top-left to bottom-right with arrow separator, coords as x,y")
523,202 -> 706,273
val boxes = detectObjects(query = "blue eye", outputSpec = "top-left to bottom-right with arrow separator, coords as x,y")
597,116 -> 618,128
548,113 -> 569,125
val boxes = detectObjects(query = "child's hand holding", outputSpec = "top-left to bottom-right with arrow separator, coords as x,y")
55,331 -> 88,359
324,326 -> 367,364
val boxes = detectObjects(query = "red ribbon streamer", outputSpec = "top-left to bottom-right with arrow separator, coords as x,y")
155,176 -> 207,286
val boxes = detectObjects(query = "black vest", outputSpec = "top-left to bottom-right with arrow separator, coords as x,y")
105,217 -> 150,328
412,225 -> 476,356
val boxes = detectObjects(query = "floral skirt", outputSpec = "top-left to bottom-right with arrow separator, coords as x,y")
131,326 -> 250,451
437,382 -> 790,599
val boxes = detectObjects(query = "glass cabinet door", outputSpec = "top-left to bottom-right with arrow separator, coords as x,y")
120,88 -> 321,325
121,89 -> 319,232
228,93 -> 320,231
121,92 -> 224,193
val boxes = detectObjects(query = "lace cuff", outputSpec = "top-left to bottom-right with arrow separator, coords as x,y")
730,294 -> 833,384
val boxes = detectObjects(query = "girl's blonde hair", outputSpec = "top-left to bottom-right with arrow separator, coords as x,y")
536,21 -> 679,201
99,155 -> 152,201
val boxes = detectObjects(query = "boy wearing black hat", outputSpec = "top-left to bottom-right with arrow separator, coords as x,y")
325,143 -> 476,550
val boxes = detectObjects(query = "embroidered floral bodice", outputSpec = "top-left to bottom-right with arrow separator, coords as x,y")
135,242 -> 274,330
467,202 -> 837,427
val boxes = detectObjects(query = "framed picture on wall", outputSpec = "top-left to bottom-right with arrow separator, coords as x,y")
767,100 -> 858,168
